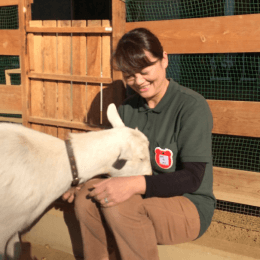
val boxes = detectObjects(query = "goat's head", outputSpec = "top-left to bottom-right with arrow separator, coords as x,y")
106,103 -> 152,177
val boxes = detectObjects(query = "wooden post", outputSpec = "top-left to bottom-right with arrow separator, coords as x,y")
112,0 -> 126,59
19,0 -> 32,127
111,0 -> 126,107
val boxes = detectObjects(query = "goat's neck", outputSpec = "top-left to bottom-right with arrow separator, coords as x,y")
40,140 -> 73,197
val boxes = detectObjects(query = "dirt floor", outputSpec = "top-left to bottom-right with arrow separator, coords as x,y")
19,209 -> 260,260
209,210 -> 260,248
20,242 -> 76,260
19,238 -> 260,260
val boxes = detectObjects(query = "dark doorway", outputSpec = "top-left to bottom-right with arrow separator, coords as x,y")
31,0 -> 111,20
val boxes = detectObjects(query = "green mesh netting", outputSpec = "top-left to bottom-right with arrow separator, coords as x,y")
217,200 -> 260,217
0,5 -> 20,86
167,53 -> 260,101
126,0 -> 260,218
212,135 -> 260,172
125,0 -> 260,22
0,5 -> 18,29
0,56 -> 20,85
0,113 -> 22,119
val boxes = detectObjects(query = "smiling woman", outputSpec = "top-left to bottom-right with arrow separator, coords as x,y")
124,51 -> 168,108
64,27 -> 216,260
113,28 -> 169,108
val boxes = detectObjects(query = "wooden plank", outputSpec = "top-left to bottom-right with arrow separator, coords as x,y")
0,85 -> 22,111
27,28 -> 34,72
0,108 -> 21,114
101,20 -> 113,125
42,20 -> 57,136
28,72 -> 112,84
125,14 -> 260,54
0,0 -> 19,7
86,20 -> 102,126
72,20 -> 87,123
213,167 -> 260,207
111,0 -> 126,106
29,20 -> 44,132
0,30 -> 21,55
112,0 -> 126,53
101,20 -> 111,79
27,26 -> 113,34
87,21 -> 102,77
57,20 -> 72,140
28,116 -> 107,131
208,100 -> 260,138
19,0 -> 28,127
18,0 -> 32,126
27,22 -> 44,133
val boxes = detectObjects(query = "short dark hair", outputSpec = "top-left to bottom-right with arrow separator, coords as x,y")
113,28 -> 164,75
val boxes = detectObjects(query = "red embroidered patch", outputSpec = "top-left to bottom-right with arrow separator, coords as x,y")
155,147 -> 173,169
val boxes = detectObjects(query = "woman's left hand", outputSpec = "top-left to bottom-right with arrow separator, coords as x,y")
88,175 -> 146,207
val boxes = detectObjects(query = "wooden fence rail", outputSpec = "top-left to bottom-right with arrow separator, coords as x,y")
125,13 -> 260,54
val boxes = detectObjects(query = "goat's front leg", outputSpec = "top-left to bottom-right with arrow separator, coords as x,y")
6,233 -> 21,260
0,233 -> 8,260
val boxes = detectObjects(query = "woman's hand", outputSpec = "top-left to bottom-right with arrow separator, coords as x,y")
62,183 -> 84,203
88,176 -> 146,207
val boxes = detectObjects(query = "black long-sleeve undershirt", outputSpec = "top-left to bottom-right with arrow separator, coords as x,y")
144,162 -> 206,198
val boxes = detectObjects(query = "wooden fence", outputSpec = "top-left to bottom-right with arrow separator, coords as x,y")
124,13 -> 260,208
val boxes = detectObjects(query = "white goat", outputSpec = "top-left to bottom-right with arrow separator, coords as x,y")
0,103 -> 151,260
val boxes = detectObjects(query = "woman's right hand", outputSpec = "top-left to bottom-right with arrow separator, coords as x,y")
62,184 -> 84,203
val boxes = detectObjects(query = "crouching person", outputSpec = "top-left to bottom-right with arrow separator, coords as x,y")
62,28 -> 216,260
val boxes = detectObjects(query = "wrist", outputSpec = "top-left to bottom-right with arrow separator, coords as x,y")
132,175 -> 146,195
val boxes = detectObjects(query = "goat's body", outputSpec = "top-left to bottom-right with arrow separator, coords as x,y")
0,104 -> 151,259
0,124 -> 71,259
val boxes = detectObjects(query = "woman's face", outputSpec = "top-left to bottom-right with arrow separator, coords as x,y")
123,51 -> 169,108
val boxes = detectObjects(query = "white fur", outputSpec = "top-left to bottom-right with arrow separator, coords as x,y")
0,103 -> 151,260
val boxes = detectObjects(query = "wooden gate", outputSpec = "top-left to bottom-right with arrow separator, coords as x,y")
27,20 -> 113,138
0,0 -> 126,138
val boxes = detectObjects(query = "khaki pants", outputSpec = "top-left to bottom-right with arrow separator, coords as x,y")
74,178 -> 200,260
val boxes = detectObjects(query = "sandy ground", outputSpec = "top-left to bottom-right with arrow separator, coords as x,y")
19,238 -> 260,260
210,210 -> 260,248
20,242 -> 76,260
20,243 -> 123,260
19,209 -> 260,260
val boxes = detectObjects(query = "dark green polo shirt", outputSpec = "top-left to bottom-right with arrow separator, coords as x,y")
118,79 -> 216,237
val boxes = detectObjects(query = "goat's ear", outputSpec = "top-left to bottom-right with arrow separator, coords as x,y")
107,103 -> 125,128
118,143 -> 133,161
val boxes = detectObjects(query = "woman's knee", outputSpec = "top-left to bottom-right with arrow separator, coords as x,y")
101,195 -> 144,227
